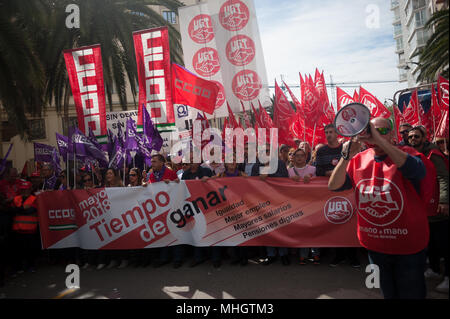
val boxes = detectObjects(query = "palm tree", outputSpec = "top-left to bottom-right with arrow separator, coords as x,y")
0,0 -> 46,137
41,0 -> 184,124
1,0 -> 184,137
414,9 -> 449,83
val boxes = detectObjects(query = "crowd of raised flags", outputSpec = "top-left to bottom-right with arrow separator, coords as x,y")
32,105 -> 163,181
1,70 -> 449,179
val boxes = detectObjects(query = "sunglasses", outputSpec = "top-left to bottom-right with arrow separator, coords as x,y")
129,174 -> 137,177
436,140 -> 445,145
400,130 -> 410,135
408,134 -> 422,140
376,127 -> 391,135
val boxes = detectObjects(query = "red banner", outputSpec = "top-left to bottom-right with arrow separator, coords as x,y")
36,178 -> 360,249
438,75 -> 449,110
172,63 -> 219,115
63,45 -> 107,140
133,27 -> 174,128
359,86 -> 391,119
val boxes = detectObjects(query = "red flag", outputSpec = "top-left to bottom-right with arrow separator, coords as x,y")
353,90 -> 360,103
250,102 -> 263,128
393,104 -> 406,142
63,44 -> 108,141
336,87 -> 354,111
435,109 -> 449,138
303,78 -> 322,123
226,102 -> 241,129
403,94 -> 420,127
221,117 -> 229,141
172,63 -> 219,115
438,75 -> 449,110
299,73 -> 306,105
283,81 -> 304,116
258,100 -> 274,129
359,86 -> 391,118
431,84 -> 442,136
240,101 -> 252,129
274,81 -> 296,146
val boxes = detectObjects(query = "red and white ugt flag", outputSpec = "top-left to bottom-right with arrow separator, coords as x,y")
63,45 -> 107,142
133,27 -> 174,129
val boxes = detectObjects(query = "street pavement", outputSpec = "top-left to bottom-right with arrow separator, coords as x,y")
1,249 -> 447,299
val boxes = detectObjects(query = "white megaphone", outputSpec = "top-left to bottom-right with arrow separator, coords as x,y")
334,103 -> 371,137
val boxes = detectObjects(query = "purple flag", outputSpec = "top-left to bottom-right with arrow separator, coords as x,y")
71,128 -> 108,167
56,133 -> 69,161
88,127 -> 103,150
0,143 -> 13,177
125,118 -> 139,152
51,149 -> 61,175
142,105 -> 163,152
34,142 -> 55,163
108,141 -> 125,169
117,122 -> 125,148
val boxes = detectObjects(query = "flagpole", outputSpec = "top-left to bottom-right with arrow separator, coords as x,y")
73,153 -> 76,190
123,153 -> 126,186
312,123 -> 317,151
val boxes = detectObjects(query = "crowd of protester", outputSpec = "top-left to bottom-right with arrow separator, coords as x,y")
0,123 -> 448,296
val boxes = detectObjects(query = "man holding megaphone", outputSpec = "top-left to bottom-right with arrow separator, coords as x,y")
328,104 -> 430,299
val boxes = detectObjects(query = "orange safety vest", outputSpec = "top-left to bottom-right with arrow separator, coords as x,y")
12,195 -> 38,234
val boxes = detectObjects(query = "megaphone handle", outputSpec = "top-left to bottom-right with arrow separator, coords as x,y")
342,140 -> 352,161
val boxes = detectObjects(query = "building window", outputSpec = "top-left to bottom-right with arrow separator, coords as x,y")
417,29 -> 429,46
412,0 -> 426,10
28,119 -> 46,140
1,119 -> 46,141
163,11 -> 177,24
393,22 -> 402,36
415,9 -> 427,27
396,37 -> 404,51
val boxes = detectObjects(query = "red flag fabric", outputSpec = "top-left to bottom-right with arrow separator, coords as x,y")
274,81 -> 296,147
438,75 -> 449,110
393,104 -> 406,143
359,86 -> 391,118
435,109 -> 449,138
226,102 -> 241,129
336,87 -> 354,111
299,73 -> 306,105
172,63 -> 219,115
431,84 -> 442,135
240,101 -> 252,129
63,44 -> 107,141
303,79 -> 322,123
353,90 -> 360,103
250,102 -> 263,128
283,81 -> 304,116
258,100 -> 274,129
403,95 -> 419,127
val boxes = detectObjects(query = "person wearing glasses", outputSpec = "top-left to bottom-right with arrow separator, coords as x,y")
328,117 -> 430,299
398,123 -> 412,146
127,168 -> 142,187
408,126 -> 449,294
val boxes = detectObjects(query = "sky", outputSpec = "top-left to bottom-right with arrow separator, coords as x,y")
254,0 -> 407,106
